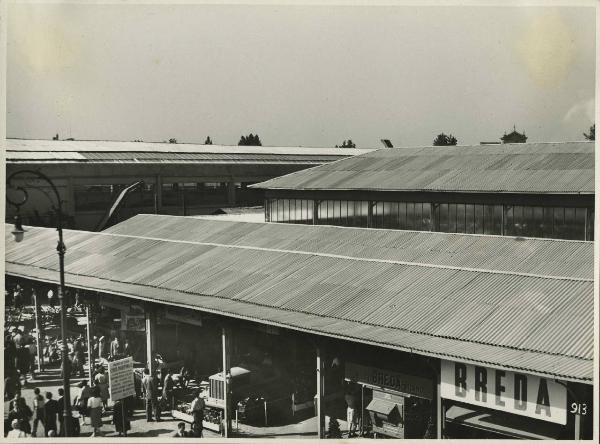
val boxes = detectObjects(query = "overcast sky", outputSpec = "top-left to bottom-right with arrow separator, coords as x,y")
6,3 -> 596,148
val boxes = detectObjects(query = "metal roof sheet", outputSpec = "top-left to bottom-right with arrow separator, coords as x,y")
107,215 -> 594,280
5,220 -> 593,382
251,141 -> 594,194
6,139 -> 373,162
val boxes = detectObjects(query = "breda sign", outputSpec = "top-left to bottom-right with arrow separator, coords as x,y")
441,360 -> 567,425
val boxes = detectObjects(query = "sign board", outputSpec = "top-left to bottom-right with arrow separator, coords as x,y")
121,314 -> 146,331
440,360 -> 567,425
345,362 -> 433,400
108,357 -> 136,402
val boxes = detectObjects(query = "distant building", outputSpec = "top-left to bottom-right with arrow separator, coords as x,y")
500,126 -> 527,143
5,139 -> 373,230
252,141 -> 594,241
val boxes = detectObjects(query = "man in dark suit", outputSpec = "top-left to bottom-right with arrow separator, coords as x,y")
56,388 -> 65,436
43,392 -> 60,437
141,368 -> 160,422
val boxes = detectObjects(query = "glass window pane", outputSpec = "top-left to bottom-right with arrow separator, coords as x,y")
532,207 -> 543,237
398,202 -> 407,229
513,206 -> 524,236
405,202 -> 414,230
448,204 -> 457,233
465,204 -> 475,234
421,202 -> 429,230
586,208 -> 594,241
492,205 -> 502,235
438,204 -> 449,232
563,207 -> 579,240
553,207 -> 565,239
504,206 -> 513,236
474,205 -> 484,234
541,207 -> 553,238
573,208 -> 586,240
483,205 -> 494,234
454,204 -> 465,233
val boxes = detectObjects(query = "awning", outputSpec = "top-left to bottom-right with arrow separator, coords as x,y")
366,398 -> 398,416
445,405 -> 563,440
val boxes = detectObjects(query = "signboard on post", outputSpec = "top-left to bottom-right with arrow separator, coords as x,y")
440,360 -> 567,425
108,357 -> 136,401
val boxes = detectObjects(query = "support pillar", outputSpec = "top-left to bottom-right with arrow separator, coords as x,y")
145,309 -> 156,375
437,367 -> 443,439
316,346 -> 325,438
86,304 -> 94,386
574,414 -> 581,440
222,326 -> 230,438
33,290 -> 43,373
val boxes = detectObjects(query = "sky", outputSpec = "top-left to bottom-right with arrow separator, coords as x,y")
6,2 -> 596,148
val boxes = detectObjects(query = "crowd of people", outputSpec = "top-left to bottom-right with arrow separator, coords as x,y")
4,281 -> 213,438
4,387 -> 79,437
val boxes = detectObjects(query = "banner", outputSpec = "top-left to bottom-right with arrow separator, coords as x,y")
440,360 -> 567,425
345,362 -> 433,400
108,357 -> 136,401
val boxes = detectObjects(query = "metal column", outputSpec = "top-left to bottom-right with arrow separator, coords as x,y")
33,290 -> 43,373
222,327 -> 230,438
316,347 -> 325,438
437,368 -> 443,439
86,304 -> 94,386
145,309 -> 156,375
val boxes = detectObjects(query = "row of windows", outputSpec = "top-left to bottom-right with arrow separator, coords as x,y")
74,182 -> 262,211
266,198 -> 594,241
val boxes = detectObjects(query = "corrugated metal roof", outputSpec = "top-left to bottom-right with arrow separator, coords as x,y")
108,215 -> 593,280
5,220 -> 593,382
251,141 -> 594,194
6,139 -> 373,163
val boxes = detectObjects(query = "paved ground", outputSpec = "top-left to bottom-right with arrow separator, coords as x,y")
5,368 -> 354,439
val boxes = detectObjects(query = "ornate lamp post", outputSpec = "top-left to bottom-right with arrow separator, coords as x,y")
6,170 -> 72,436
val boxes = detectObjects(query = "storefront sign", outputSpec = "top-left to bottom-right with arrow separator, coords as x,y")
165,308 -> 203,327
440,361 -> 567,425
108,357 -> 136,401
121,314 -> 146,331
345,362 -> 433,400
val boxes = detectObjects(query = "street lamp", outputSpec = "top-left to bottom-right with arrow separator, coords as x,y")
6,170 -> 73,436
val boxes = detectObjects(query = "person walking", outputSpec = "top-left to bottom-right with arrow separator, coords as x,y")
189,389 -> 205,438
141,368 -> 160,422
94,366 -> 110,412
74,380 -> 91,423
31,387 -> 46,437
163,369 -> 175,412
87,386 -> 103,437
43,392 -> 60,437
112,399 -> 131,437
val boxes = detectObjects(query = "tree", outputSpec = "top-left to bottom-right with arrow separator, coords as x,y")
584,124 -> 595,141
205,136 -> 213,145
238,133 -> 262,146
336,139 -> 356,148
169,138 -> 177,144
433,133 -> 458,146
